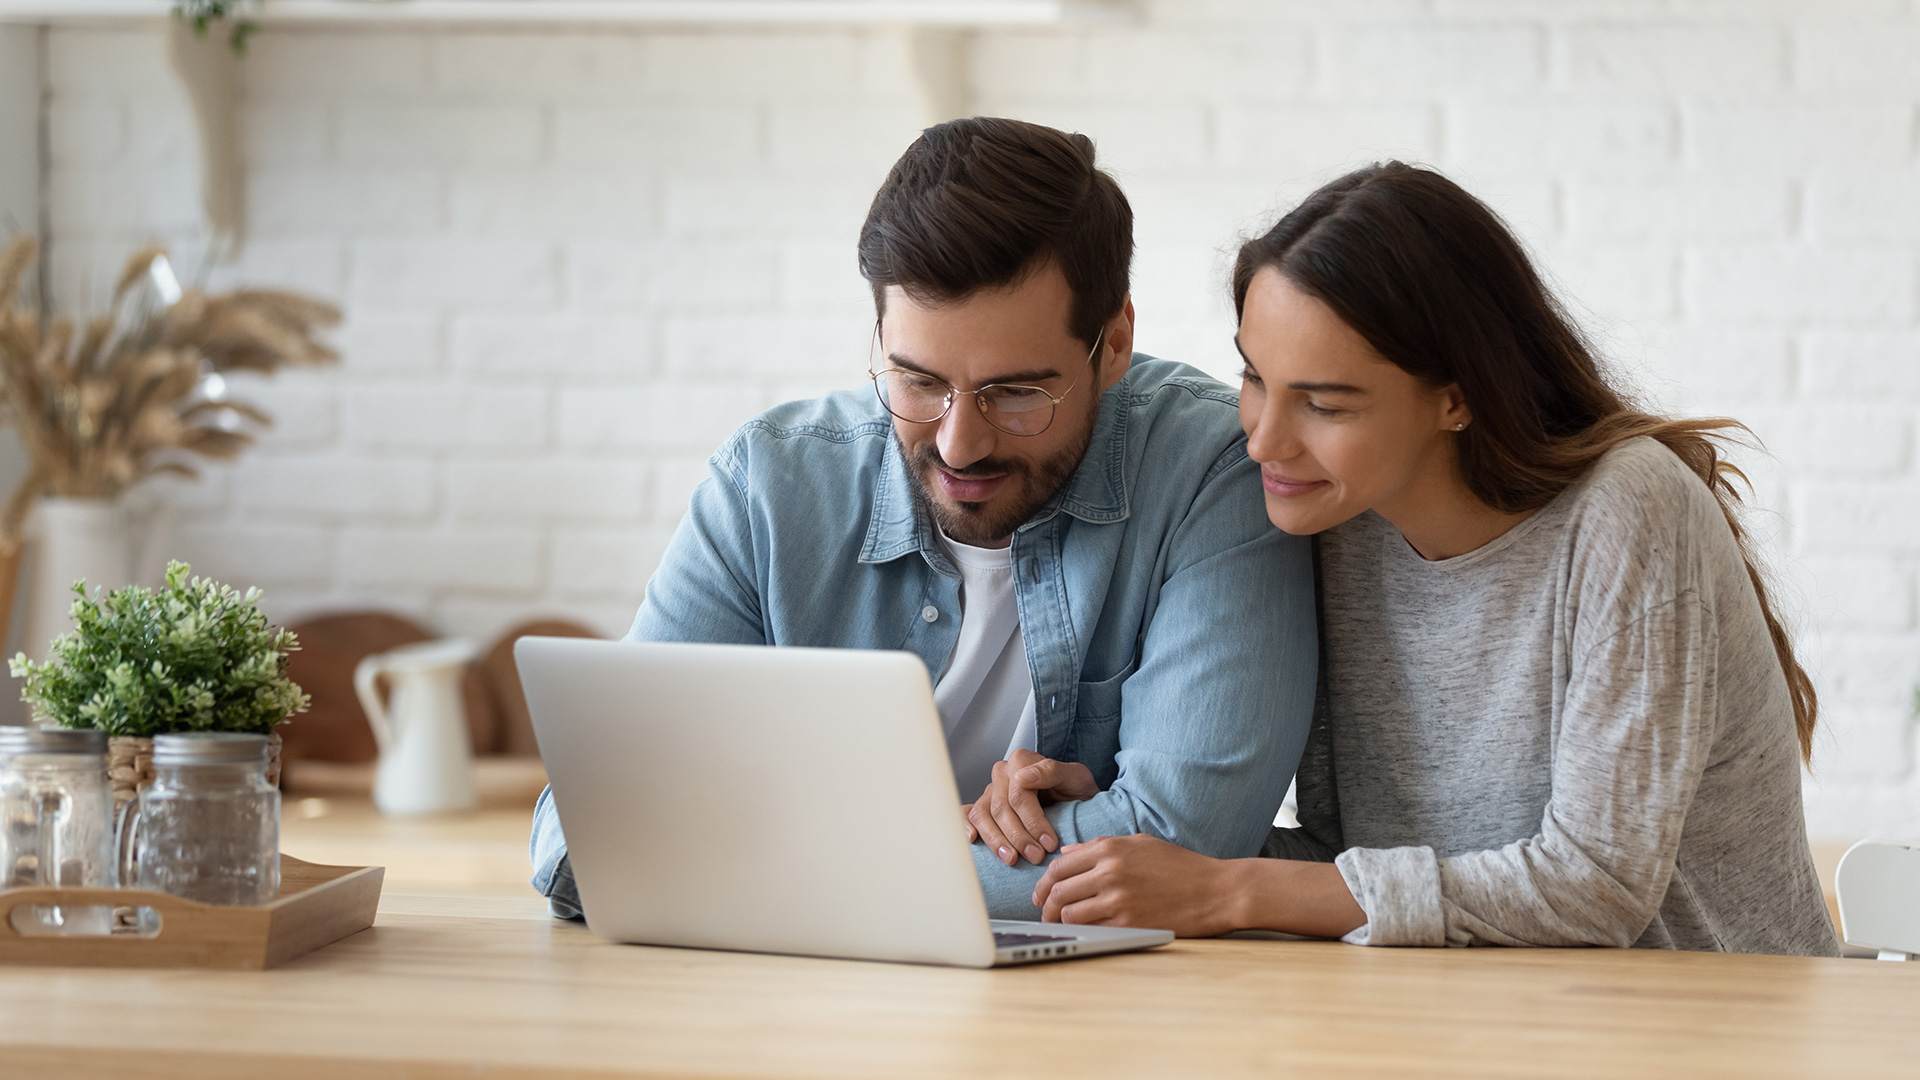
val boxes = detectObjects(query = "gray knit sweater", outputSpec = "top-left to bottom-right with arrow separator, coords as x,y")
1262,438 -> 1839,955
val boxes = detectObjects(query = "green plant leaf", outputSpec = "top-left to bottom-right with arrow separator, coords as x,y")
171,0 -> 257,56
12,561 -> 308,736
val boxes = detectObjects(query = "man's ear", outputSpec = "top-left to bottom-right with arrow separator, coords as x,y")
1097,295 -> 1136,391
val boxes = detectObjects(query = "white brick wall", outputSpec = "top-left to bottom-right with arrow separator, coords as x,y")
34,0 -> 1920,839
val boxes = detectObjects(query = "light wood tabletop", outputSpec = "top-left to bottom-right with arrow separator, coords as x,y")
279,794 -> 543,898
6,800 -> 1907,1077
2,897 -> 1919,1079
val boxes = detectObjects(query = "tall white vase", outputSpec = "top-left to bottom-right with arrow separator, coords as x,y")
23,497 -> 132,662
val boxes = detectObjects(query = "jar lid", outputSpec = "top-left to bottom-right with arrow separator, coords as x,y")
153,732 -> 270,765
0,726 -> 108,754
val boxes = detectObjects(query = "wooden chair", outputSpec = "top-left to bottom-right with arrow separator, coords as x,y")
278,613 -> 599,806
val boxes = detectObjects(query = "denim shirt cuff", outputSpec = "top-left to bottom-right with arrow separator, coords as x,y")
529,786 -> 585,921
542,856 -> 584,921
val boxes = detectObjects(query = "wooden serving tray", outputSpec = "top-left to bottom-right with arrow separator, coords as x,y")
0,855 -> 384,970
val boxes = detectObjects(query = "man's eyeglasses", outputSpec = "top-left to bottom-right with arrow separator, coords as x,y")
867,323 -> 1104,437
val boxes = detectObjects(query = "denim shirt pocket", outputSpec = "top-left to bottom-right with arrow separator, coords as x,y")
1069,662 -> 1134,788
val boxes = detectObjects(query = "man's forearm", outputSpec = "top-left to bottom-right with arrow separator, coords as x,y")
972,841 -> 1051,918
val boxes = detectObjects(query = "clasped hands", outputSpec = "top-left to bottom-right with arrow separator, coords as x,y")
964,749 -> 1241,937
964,749 -> 1099,867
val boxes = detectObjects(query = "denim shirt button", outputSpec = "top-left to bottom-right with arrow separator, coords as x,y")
921,605 -> 939,623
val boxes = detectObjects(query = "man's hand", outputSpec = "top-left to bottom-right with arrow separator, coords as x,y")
1030,834 -> 1239,937
964,750 -> 1099,867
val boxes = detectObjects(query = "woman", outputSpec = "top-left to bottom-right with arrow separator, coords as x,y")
1027,162 -> 1839,954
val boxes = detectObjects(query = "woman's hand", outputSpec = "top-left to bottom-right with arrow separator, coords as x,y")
1030,834 -> 1242,937
965,750 -> 1099,866
1032,836 -> 1371,940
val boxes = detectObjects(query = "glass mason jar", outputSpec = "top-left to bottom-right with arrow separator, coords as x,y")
0,727 -> 114,934
120,732 -> 281,906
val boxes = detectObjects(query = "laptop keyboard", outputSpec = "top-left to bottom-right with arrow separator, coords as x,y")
993,931 -> 1075,947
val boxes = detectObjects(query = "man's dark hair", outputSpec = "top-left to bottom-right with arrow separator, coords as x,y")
858,117 -> 1133,349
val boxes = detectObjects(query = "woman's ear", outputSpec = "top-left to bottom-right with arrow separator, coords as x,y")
1439,384 -> 1472,432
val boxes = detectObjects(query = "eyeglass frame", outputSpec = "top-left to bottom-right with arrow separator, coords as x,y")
865,321 -> 1107,437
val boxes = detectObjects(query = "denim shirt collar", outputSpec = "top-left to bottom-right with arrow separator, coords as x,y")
858,374 -> 1133,569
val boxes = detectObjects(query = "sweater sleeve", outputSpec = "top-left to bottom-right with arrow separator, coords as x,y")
1337,593 -> 1715,947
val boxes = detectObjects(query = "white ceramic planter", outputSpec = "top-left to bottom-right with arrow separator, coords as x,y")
23,497 -> 132,662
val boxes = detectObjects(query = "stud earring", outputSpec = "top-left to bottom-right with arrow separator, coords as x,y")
1453,423 -> 1467,431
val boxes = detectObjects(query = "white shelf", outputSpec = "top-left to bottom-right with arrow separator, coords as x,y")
1,0 -> 1115,256
0,0 -> 1124,26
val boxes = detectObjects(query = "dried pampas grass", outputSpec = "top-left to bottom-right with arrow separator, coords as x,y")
0,236 -> 340,553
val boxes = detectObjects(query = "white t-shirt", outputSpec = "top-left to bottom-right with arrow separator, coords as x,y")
932,531 -> 1038,802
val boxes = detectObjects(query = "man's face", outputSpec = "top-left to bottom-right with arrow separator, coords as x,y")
878,262 -> 1134,548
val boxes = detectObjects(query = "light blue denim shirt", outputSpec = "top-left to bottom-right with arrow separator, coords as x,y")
531,357 -> 1316,919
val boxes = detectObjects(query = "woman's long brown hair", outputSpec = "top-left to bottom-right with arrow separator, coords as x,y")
1233,161 -> 1817,761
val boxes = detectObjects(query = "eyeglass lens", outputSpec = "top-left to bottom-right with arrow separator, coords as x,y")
873,371 -> 1057,436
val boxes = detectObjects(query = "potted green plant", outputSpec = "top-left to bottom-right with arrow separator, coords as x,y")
10,561 -> 309,806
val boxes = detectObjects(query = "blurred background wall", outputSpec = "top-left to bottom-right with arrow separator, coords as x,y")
0,25 -> 38,534
11,0 -> 1920,837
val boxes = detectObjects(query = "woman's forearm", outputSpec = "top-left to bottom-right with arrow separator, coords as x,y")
1225,857 -> 1368,938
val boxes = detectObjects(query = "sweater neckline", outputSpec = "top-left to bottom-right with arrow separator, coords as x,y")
1381,496 -> 1561,573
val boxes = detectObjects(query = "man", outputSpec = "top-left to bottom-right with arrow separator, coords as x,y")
531,117 -> 1315,920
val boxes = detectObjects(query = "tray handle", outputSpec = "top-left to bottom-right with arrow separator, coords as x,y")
0,885 -> 224,938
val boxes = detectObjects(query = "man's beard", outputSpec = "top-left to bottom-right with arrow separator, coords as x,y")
898,413 -> 1097,547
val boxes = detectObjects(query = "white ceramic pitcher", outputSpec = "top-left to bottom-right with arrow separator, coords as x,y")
353,640 -> 478,816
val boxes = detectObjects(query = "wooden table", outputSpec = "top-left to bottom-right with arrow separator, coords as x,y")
2,802 -> 1912,1077
2,903 -> 1918,1078
278,795 -> 542,897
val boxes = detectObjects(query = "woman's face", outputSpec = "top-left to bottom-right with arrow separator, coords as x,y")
1236,267 -> 1470,536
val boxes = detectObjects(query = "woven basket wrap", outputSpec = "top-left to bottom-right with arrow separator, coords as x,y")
107,732 -> 284,810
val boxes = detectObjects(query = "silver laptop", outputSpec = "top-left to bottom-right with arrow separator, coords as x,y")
516,637 -> 1174,968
